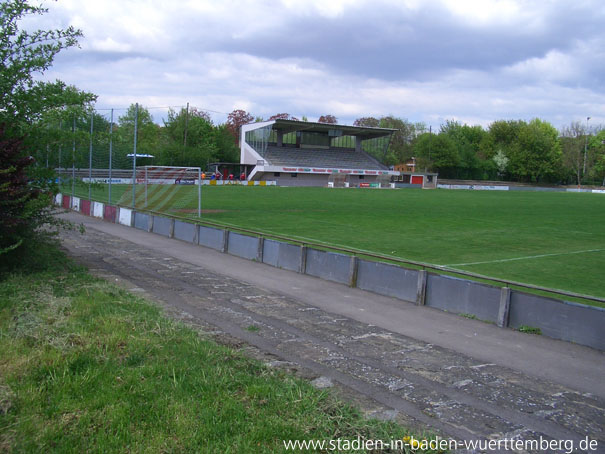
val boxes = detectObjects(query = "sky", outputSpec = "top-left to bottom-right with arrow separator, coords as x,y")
28,0 -> 605,129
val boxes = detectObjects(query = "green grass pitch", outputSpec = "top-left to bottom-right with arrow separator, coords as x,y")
65,183 -> 605,300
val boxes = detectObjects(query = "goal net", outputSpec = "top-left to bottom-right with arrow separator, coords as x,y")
118,166 -> 202,217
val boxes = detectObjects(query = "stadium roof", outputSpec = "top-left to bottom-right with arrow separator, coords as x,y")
270,119 -> 396,138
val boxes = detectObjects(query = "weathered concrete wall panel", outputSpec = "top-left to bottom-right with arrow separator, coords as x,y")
509,291 -> 605,350
152,216 -> 172,237
357,260 -> 418,302
134,212 -> 151,231
174,220 -> 197,243
198,225 -> 225,251
305,249 -> 350,284
262,239 -> 302,272
104,205 -> 117,223
92,202 -> 104,218
425,274 -> 501,322
228,232 -> 260,260
117,207 -> 132,226
80,199 -> 91,216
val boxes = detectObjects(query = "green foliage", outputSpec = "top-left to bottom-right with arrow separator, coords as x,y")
116,104 -> 160,161
587,130 -> 605,185
0,0 -> 96,131
158,107 -> 239,167
508,119 -> 562,183
518,325 -> 542,335
440,120 -> 489,179
414,132 -> 460,176
354,115 -> 425,166
0,0 -> 93,262
0,126 -> 71,264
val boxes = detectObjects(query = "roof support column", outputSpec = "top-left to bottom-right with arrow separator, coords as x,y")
355,135 -> 362,152
277,130 -> 284,147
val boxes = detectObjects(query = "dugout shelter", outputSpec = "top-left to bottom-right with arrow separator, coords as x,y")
240,119 -> 399,187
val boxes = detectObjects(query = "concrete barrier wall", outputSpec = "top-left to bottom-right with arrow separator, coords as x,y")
262,239 -> 302,272
227,232 -> 260,260
152,216 -> 173,237
174,220 -> 197,243
118,207 -> 133,226
80,199 -> 91,216
72,197 -> 80,211
198,225 -> 225,251
509,186 -> 565,192
305,248 -> 351,284
425,274 -> 501,323
134,212 -> 151,231
92,202 -> 104,218
357,259 -> 418,302
104,205 -> 117,223
62,201 -> 605,351
509,291 -> 605,350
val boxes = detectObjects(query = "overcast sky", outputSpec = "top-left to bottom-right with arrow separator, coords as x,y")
30,0 -> 605,129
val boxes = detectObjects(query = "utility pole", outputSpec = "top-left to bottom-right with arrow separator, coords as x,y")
583,116 -> 591,178
132,103 -> 139,208
183,102 -> 189,162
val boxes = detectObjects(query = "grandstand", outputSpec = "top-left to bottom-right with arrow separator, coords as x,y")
240,119 -> 399,187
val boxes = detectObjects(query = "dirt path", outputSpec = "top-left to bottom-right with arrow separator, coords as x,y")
59,213 -> 605,453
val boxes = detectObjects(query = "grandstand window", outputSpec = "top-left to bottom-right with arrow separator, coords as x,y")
245,124 -> 272,156
359,175 -> 364,179
290,173 -> 298,177
362,135 -> 390,159
274,172 -> 281,177
301,132 -> 330,148
331,135 -> 356,149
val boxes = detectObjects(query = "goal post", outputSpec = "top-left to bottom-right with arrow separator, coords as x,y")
138,166 -> 202,217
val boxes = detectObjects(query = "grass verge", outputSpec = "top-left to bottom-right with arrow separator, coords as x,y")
0,244 -> 440,453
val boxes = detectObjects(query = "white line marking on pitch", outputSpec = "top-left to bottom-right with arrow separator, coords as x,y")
447,248 -> 605,267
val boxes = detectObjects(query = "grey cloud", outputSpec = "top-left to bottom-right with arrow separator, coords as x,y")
200,3 -> 602,84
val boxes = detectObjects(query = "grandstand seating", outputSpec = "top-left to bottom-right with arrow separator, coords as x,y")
262,146 -> 388,170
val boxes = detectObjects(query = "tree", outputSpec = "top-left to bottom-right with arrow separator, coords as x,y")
0,0 -> 95,132
413,132 -> 459,176
318,115 -> 337,124
588,130 -> 605,185
378,116 -> 418,166
440,120 -> 488,179
0,0 -> 95,262
560,121 -> 587,185
116,104 -> 160,161
493,149 -> 509,178
226,109 -> 254,145
508,119 -> 562,183
161,107 -> 217,166
354,117 -> 380,128
268,113 -> 299,121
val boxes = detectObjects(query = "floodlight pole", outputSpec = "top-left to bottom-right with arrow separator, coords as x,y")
71,115 -> 75,204
145,166 -> 148,208
198,167 -> 201,218
132,103 -> 139,209
88,111 -> 93,201
58,119 -> 62,185
583,120 -> 588,176
108,109 -> 113,205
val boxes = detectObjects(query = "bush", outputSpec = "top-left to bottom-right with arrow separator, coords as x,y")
0,124 -> 70,269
